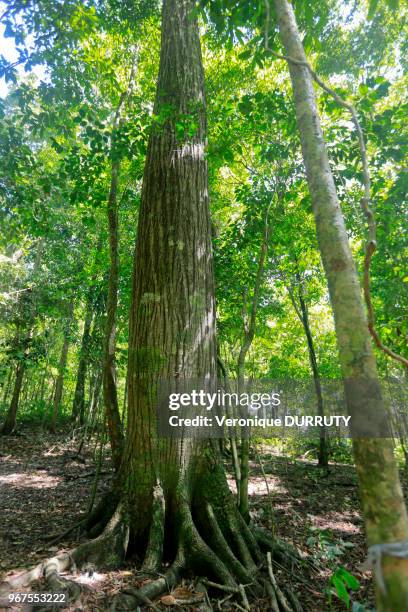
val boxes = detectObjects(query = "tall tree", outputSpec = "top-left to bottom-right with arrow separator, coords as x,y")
48,1 -> 294,607
273,0 -> 408,607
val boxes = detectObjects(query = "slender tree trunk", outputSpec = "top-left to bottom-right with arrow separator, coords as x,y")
299,296 -> 328,467
2,368 -> 13,406
288,276 -> 328,467
102,155 -> 124,471
296,283 -> 328,467
237,312 -> 250,520
218,355 -> 241,500
238,204 -> 271,521
39,364 -> 47,404
76,367 -> 103,457
22,374 -> 30,406
72,304 -> 93,425
2,359 -> 26,435
32,376 -> 41,404
50,334 -> 70,433
89,368 -> 103,431
28,376 -> 37,405
274,0 -> 408,606
102,66 -> 137,471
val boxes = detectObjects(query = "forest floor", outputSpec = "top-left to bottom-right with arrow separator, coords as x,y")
0,426 -> 391,611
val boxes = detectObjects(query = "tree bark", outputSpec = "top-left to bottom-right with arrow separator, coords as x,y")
273,0 -> 408,607
123,0 -> 217,535
83,1 -> 271,603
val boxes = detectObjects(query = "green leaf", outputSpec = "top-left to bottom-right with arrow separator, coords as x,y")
332,575 -> 350,607
338,567 -> 360,590
368,0 -> 380,18
238,49 -> 252,61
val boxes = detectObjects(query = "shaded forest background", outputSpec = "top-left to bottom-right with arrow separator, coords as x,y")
0,0 -> 407,610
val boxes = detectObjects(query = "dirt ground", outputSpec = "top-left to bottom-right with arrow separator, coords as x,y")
0,427 -> 383,611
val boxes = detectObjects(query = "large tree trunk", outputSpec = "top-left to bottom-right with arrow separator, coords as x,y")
273,0 -> 408,607
82,0 -> 282,606
122,0 -> 217,546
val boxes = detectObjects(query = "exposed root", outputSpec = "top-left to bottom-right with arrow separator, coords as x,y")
142,481 -> 165,573
202,579 -> 241,593
111,554 -> 184,610
0,554 -> 83,611
73,503 -> 129,569
187,513 -> 237,588
253,525 -> 302,568
84,490 -> 120,537
229,520 -> 258,573
231,511 -> 263,566
41,556 -> 82,607
263,576 -> 280,612
267,551 -> 292,612
0,503 -> 128,609
285,588 -> 304,612
205,582 -> 251,610
204,503 -> 252,584
1,480 -> 300,612
0,553 -> 72,593
109,494 -> 289,611
238,584 -> 250,610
